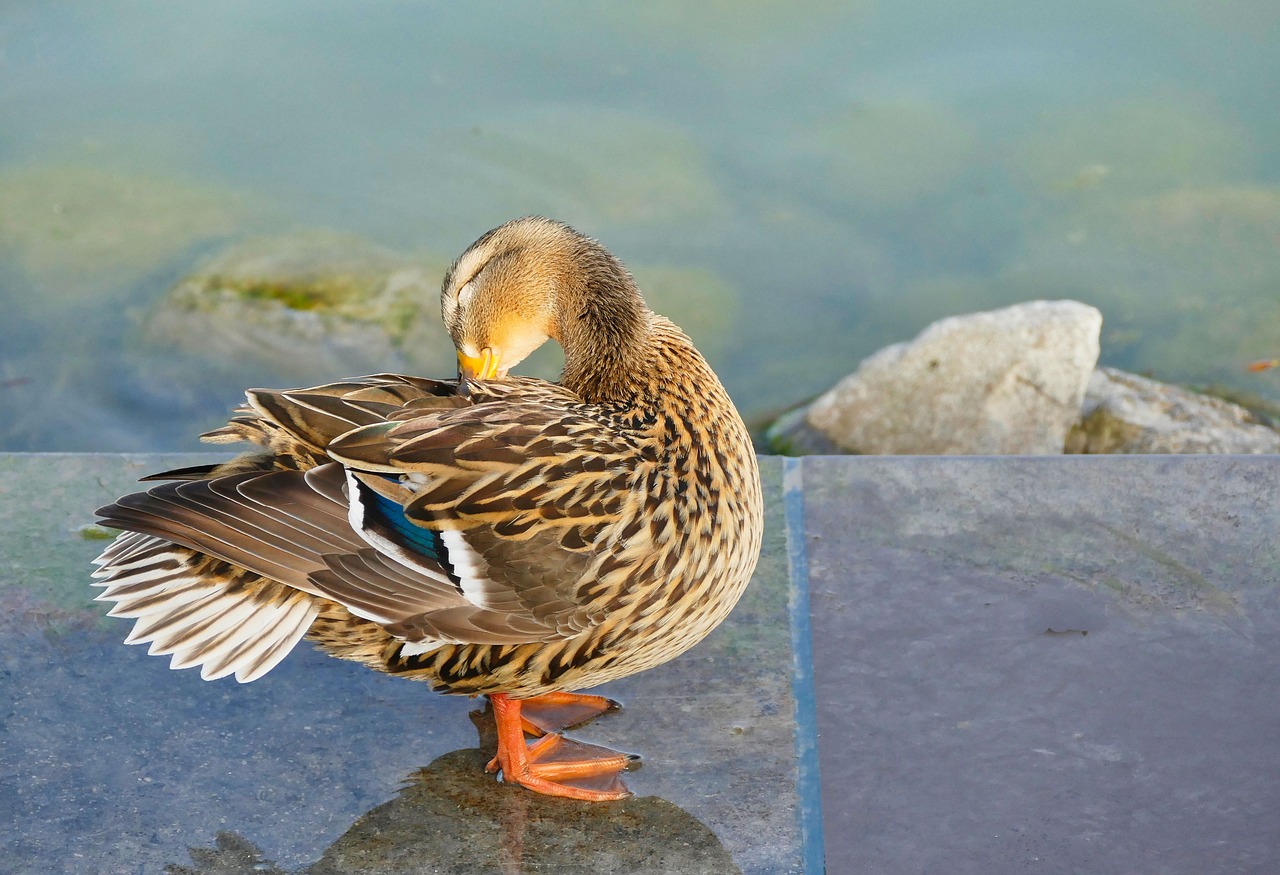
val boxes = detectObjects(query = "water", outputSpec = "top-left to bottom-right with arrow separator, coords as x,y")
2,1 -> 1278,451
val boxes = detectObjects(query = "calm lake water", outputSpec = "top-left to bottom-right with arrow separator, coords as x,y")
2,1 -> 1278,451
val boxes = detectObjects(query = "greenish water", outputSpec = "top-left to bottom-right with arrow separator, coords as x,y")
2,1 -> 1278,450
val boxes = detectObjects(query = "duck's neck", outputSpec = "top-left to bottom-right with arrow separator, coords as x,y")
555,258 -> 653,405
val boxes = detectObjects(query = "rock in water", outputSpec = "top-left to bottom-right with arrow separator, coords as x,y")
141,231 -> 454,381
801,300 -> 1103,455
1065,367 -> 1280,454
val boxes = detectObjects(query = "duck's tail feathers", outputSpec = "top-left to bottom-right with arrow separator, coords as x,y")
91,532 -> 317,683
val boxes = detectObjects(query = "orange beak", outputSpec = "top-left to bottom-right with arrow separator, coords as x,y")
458,347 -> 502,381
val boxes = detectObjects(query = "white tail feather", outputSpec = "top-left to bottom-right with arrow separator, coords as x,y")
94,536 -> 317,683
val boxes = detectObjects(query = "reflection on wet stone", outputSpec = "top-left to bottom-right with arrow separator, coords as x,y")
311,758 -> 739,875
169,723 -> 739,875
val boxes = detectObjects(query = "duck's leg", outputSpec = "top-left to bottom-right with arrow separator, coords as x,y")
516,691 -> 621,736
486,693 -> 637,802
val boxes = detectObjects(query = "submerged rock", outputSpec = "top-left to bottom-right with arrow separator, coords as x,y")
1019,100 -> 1247,199
783,300 -> 1102,455
1066,367 -> 1280,454
141,231 -> 455,381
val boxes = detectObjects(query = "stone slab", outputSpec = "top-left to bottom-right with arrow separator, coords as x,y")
802,455 -> 1280,873
0,454 -> 803,874
14,451 -> 1276,873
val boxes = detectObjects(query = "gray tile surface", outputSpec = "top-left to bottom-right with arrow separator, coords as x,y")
0,454 -> 801,874
803,455 -> 1280,874
9,452 -> 1277,874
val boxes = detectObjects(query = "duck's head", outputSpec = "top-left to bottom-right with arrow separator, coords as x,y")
440,217 -> 649,390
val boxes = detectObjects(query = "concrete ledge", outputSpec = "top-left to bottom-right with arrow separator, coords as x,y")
2,454 -> 1278,873
802,455 -> 1280,873
0,454 -> 800,875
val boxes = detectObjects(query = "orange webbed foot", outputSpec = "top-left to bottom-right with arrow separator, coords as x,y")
516,690 -> 622,736
487,693 -> 638,802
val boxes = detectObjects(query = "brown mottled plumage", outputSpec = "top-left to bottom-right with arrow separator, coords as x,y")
92,217 -> 764,801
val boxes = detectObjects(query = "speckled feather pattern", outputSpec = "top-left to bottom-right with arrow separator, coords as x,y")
375,321 -> 763,695
92,217 -> 764,703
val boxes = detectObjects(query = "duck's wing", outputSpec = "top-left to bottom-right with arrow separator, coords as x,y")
97,464 -> 363,598
320,398 -> 649,646
135,375 -> 471,484
236,374 -> 468,452
98,379 -> 648,650
91,530 -> 320,683
94,458 -> 557,650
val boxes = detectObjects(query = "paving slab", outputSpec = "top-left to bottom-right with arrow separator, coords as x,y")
0,454 -> 803,874
10,452 -> 1276,873
801,455 -> 1280,874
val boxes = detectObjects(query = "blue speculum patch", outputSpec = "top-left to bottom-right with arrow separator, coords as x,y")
367,487 -> 446,564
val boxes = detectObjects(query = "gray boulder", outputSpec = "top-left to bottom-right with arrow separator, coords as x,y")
787,300 -> 1102,455
1065,367 -> 1280,454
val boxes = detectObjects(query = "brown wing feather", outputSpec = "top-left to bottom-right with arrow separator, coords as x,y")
96,467 -> 359,595
98,373 -> 655,662
244,375 -> 464,451
318,394 -> 647,645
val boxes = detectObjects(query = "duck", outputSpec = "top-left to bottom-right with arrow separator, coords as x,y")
92,216 -> 764,802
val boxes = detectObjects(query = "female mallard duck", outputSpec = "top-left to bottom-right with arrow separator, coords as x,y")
92,217 -> 763,802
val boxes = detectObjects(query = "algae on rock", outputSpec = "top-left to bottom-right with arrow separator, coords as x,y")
141,231 -> 455,382
139,230 -> 742,385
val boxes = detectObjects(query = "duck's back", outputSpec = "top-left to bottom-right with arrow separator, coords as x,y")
94,349 -> 762,697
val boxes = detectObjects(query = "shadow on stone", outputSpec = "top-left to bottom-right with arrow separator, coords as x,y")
166,704 -> 739,875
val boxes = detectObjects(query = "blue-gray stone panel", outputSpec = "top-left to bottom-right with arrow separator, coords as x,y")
803,455 -> 1280,874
